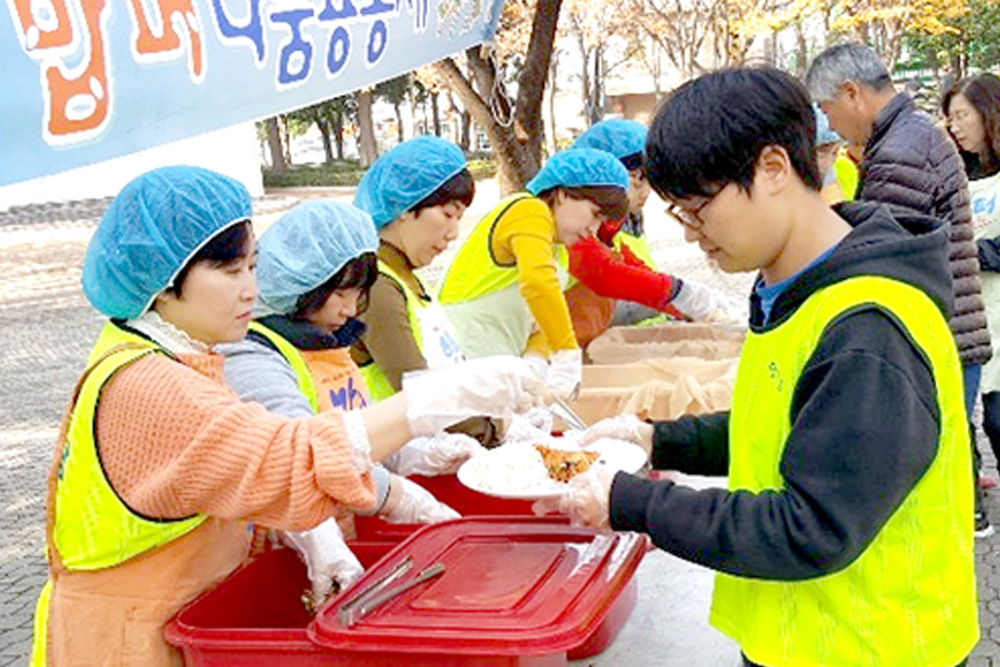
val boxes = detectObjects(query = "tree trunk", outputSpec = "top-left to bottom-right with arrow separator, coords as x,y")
547,53 -> 559,155
356,89 -> 378,167
333,112 -> 345,161
795,22 -> 807,78
265,117 -> 286,172
280,116 -> 292,166
591,45 -> 602,123
431,0 -> 561,193
431,92 -> 442,136
318,121 -> 335,164
460,110 -> 472,150
394,102 -> 405,142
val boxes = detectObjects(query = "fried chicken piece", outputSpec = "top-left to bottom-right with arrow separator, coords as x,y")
534,444 -> 600,483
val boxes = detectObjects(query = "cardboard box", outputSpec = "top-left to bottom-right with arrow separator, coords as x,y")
570,356 -> 739,424
586,322 -> 744,366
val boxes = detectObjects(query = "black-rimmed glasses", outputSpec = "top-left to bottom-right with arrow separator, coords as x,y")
665,196 -> 714,230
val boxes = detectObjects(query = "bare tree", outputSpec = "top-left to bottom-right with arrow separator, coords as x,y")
265,117 -> 286,172
433,0 -> 563,193
356,89 -> 378,167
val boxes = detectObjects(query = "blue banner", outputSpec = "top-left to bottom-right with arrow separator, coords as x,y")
0,0 -> 503,187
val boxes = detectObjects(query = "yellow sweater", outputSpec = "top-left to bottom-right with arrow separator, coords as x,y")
490,198 -> 578,355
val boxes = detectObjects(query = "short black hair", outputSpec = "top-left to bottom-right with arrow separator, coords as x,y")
537,185 -> 630,222
293,251 -> 379,319
410,169 -> 475,216
168,221 -> 253,298
646,66 -> 821,201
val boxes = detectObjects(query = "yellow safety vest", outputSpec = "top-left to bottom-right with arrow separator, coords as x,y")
711,276 -> 977,666
612,229 -> 656,269
248,321 -> 321,412
360,261 -> 426,401
53,322 -> 207,571
438,193 -> 536,304
249,321 -> 369,411
439,194 -> 569,356
833,153 -> 858,201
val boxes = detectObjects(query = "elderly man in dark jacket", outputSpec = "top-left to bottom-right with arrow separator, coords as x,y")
807,42 -> 994,536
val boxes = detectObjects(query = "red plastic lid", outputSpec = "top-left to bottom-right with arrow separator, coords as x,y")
307,517 -> 645,656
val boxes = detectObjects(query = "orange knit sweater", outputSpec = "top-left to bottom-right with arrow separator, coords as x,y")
96,352 -> 376,532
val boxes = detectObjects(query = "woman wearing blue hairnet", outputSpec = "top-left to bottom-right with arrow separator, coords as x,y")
219,199 -> 487,607
437,148 -> 629,397
813,104 -> 850,205
350,136 -> 500,447
566,119 -> 742,346
30,166 -> 544,666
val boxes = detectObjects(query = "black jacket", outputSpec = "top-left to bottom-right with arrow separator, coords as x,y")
858,92 -> 991,365
610,202 -> 954,580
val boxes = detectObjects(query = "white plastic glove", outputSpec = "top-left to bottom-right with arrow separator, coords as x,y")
504,407 -> 555,443
383,433 -> 486,477
578,414 -> 650,450
546,348 -> 583,400
281,519 -> 364,609
380,475 -> 461,524
533,468 -> 614,531
522,353 -> 549,379
672,278 -> 744,324
403,356 -> 548,435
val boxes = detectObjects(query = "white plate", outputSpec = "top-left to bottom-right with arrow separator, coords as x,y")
456,437 -> 648,500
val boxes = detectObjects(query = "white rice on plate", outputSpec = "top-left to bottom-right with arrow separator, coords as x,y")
461,441 -> 562,495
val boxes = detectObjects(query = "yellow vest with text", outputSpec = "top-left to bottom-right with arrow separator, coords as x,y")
249,321 -> 369,411
711,276 -> 977,667
360,261 -> 426,401
53,322 -> 207,571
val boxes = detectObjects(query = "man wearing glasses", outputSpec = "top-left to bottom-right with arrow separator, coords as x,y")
556,66 -> 978,667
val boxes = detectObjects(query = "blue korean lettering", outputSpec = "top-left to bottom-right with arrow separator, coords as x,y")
319,0 -> 359,21
401,0 -> 428,31
270,8 -> 315,85
366,19 -> 387,65
326,25 -> 350,75
360,0 -> 395,16
209,0 -> 266,62
329,377 -> 368,410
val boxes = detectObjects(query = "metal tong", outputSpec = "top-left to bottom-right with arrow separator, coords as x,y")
337,556 -> 445,627
548,392 -> 589,431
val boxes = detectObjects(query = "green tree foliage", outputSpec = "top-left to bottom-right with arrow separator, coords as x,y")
905,0 -> 1000,79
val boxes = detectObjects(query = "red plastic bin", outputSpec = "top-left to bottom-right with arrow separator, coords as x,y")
165,517 -> 644,666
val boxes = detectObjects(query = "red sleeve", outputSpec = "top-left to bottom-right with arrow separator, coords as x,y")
568,237 -> 679,311
618,243 -> 646,267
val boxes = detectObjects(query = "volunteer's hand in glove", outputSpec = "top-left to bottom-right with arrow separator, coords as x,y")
384,433 -> 486,477
281,519 -> 364,610
533,468 -> 614,531
380,475 -> 461,524
403,356 -> 547,435
546,348 -> 583,400
671,278 -> 744,324
578,414 -> 653,454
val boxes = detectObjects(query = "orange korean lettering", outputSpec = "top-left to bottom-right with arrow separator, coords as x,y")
127,0 -> 205,80
10,0 -> 74,51
44,0 -> 111,139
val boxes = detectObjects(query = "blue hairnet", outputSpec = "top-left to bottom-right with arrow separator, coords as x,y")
354,135 -> 467,229
813,103 -> 841,146
256,200 -> 378,315
572,119 -> 647,162
81,165 -> 252,319
525,148 -> 630,196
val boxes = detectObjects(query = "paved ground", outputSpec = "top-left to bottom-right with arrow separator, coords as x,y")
2,183 -> 1000,665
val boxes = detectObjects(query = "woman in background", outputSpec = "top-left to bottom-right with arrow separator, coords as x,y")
946,73 -> 1000,497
